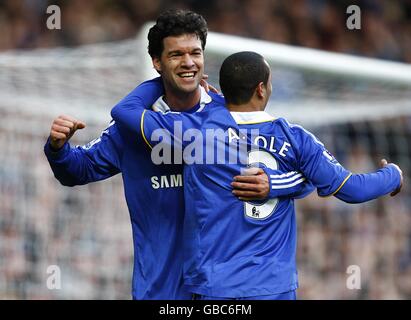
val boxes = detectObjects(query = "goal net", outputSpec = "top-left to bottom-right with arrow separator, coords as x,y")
0,24 -> 410,299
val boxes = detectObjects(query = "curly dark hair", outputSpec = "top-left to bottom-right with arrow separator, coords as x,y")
148,9 -> 208,59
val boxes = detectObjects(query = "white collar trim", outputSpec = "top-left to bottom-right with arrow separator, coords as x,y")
151,86 -> 212,113
230,111 -> 275,124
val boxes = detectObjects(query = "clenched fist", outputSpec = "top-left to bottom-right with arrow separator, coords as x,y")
49,115 -> 86,151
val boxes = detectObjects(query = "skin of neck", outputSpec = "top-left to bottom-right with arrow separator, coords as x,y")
163,86 -> 202,112
227,94 -> 266,113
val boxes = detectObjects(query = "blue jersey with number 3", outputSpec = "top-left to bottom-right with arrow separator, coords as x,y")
131,106 -> 350,298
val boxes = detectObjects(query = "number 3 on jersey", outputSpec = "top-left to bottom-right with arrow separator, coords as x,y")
245,150 -> 278,220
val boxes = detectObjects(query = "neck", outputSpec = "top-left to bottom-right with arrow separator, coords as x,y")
164,87 -> 202,112
227,100 -> 264,113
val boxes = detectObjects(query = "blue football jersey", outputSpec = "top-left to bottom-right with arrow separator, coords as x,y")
45,78 -> 225,299
132,106 -> 401,298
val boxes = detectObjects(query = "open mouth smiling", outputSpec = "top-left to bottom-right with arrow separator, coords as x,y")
177,71 -> 197,79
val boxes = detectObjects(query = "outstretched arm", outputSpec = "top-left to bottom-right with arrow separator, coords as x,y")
292,124 -> 403,203
335,159 -> 402,203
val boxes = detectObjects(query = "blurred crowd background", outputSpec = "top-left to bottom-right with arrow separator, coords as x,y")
1,0 -> 411,62
0,0 -> 411,299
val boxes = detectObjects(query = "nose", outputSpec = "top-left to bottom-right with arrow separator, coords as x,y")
181,53 -> 195,68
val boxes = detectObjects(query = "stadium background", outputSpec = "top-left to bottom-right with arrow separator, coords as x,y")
0,0 -> 411,299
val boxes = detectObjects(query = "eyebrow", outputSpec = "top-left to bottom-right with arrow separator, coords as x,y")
167,47 -> 203,56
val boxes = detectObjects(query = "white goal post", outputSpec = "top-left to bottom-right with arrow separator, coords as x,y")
137,22 -> 411,125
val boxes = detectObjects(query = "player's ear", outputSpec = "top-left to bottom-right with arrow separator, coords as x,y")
152,57 -> 162,74
256,82 -> 265,99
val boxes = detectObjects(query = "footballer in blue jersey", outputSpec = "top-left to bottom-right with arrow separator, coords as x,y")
44,83 -> 310,301
43,10 -> 311,299
43,10 -> 215,300
111,52 -> 403,299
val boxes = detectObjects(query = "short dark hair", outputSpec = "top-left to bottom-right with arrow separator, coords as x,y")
219,51 -> 270,105
148,10 -> 208,59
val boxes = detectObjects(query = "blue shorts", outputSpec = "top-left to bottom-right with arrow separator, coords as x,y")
193,290 -> 297,300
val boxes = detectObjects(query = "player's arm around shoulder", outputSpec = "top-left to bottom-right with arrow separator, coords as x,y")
111,77 -> 164,133
231,167 -> 314,201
